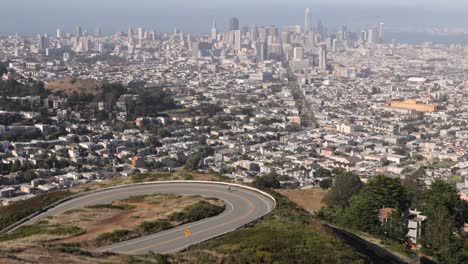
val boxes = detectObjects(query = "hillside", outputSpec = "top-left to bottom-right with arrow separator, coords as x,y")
45,77 -> 102,96
0,172 -> 376,264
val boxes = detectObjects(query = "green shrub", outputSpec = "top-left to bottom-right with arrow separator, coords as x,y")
138,220 -> 171,234
0,191 -> 72,230
96,229 -> 136,244
169,201 -> 224,223
0,224 -> 84,241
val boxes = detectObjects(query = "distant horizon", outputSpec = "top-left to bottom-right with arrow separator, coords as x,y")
3,1 -> 468,44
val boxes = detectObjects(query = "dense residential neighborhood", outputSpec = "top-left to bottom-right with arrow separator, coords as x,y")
0,9 -> 467,263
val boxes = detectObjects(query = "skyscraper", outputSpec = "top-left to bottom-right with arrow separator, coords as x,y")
304,8 -> 312,33
38,34 -> 49,51
127,28 -> 133,44
234,30 -> 241,53
229,17 -> 240,31
96,27 -> 102,38
76,26 -> 82,37
137,28 -> 145,40
319,44 -> 327,70
256,41 -> 268,62
293,47 -> 304,60
250,25 -> 259,41
211,18 -> 217,40
378,22 -> 384,43
56,28 -> 63,39
367,28 -> 378,44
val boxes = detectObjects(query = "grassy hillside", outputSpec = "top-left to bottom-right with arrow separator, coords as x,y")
0,190 -> 72,231
170,191 -> 369,264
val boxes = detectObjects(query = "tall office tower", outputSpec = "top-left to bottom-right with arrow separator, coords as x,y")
378,22 -> 384,43
98,43 -> 104,53
137,28 -> 144,40
361,30 -> 367,43
96,27 -> 102,37
38,34 -> 49,50
179,32 -> 185,47
316,20 -> 324,36
304,8 -> 312,33
211,18 -> 217,40
293,47 -> 304,60
338,25 -> 347,41
191,42 -> 199,58
229,17 -> 239,31
234,30 -> 241,52
367,28 -> 378,44
268,43 -> 282,61
187,34 -> 192,50
76,26 -> 82,37
266,26 -> 278,42
332,38 -> 338,52
256,41 -> 268,62
56,28 -> 63,39
325,37 -> 332,50
149,31 -> 156,41
281,31 -> 291,44
81,37 -> 91,52
259,27 -> 268,41
250,25 -> 259,41
318,44 -> 327,70
127,28 -> 133,44
304,33 -> 314,50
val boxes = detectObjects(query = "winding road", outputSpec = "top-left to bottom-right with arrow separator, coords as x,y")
19,181 -> 276,255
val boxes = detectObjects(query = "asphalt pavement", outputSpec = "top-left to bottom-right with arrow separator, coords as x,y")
22,182 -> 275,255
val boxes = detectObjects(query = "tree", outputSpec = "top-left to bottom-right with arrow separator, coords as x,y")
324,172 -> 363,208
421,180 -> 466,226
253,174 -> 281,189
339,194 -> 379,231
379,208 -> 408,243
185,153 -> 202,171
364,175 -> 409,210
432,235 -> 468,264
422,205 -> 454,251
314,167 -> 332,178
23,170 -> 37,182
336,175 -> 408,233
146,135 -> 162,148
319,178 -> 333,189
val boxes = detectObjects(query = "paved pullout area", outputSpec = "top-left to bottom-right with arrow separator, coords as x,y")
20,182 -> 275,255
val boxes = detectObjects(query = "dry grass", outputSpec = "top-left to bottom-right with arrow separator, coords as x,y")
275,188 -> 328,211
45,77 -> 102,96
52,194 -> 221,245
0,194 -> 222,264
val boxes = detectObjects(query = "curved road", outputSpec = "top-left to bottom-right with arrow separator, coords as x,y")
21,182 -> 276,255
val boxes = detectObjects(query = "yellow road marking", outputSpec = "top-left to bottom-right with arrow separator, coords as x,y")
125,190 -> 256,254
39,185 -> 258,254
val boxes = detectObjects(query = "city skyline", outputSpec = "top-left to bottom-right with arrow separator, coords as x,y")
3,1 -> 468,42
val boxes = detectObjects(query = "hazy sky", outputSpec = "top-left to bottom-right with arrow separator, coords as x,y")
3,0 -> 468,35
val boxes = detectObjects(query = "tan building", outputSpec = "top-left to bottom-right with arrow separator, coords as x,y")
389,100 -> 437,112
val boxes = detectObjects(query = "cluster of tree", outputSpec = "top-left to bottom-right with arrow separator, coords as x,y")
253,173 -> 281,189
315,167 -> 347,189
126,88 -> 176,120
67,82 -> 126,107
0,130 -> 43,142
187,103 -> 223,117
184,146 -> 215,171
0,113 -> 22,126
0,78 -> 48,98
318,172 -> 468,263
